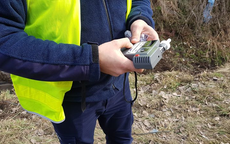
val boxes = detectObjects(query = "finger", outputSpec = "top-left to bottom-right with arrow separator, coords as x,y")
122,58 -> 143,73
130,28 -> 142,43
147,28 -> 159,41
115,38 -> 133,49
135,69 -> 144,73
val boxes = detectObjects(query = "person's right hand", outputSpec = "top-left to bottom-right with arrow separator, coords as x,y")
98,38 -> 143,77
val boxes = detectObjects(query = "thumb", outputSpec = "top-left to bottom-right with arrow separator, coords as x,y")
117,38 -> 133,49
130,29 -> 141,43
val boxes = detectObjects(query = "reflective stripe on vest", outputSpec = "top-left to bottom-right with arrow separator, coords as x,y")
11,0 -> 132,123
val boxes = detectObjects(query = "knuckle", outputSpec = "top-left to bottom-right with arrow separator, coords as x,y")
112,39 -> 119,46
116,69 -> 124,76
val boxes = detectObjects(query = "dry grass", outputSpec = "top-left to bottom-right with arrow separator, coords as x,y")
152,0 -> 230,70
2,64 -> 230,143
0,90 -> 58,144
129,63 -> 230,143
1,0 -> 230,143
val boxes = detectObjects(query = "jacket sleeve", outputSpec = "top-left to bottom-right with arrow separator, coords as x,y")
0,0 -> 100,82
126,0 -> 155,29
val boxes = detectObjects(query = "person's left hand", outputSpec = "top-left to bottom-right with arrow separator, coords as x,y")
130,19 -> 159,44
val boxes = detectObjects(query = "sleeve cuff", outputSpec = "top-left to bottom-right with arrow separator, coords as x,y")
88,42 -> 100,81
90,43 -> 99,63
126,13 -> 154,30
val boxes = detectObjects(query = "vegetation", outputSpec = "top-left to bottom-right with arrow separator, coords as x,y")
151,0 -> 230,72
0,0 -> 230,143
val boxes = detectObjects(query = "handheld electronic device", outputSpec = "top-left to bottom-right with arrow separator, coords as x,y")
122,38 -> 171,69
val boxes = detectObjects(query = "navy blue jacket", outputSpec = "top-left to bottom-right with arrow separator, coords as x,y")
0,0 -> 155,102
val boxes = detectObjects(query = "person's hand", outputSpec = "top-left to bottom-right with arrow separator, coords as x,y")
130,19 -> 159,44
98,38 -> 143,77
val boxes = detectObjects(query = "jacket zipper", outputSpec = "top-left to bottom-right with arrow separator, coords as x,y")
102,0 -> 121,91
102,0 -> 113,40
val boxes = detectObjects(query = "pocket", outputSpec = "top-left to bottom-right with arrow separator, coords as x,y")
113,74 -> 129,91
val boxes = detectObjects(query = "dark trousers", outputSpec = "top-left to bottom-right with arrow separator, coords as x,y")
52,87 -> 133,144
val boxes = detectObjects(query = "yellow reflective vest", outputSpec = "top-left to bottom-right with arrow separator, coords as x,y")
11,0 -> 132,123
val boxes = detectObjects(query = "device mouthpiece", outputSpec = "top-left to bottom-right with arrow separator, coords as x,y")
160,38 -> 171,51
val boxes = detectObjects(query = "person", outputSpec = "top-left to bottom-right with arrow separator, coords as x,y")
0,0 -> 159,143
